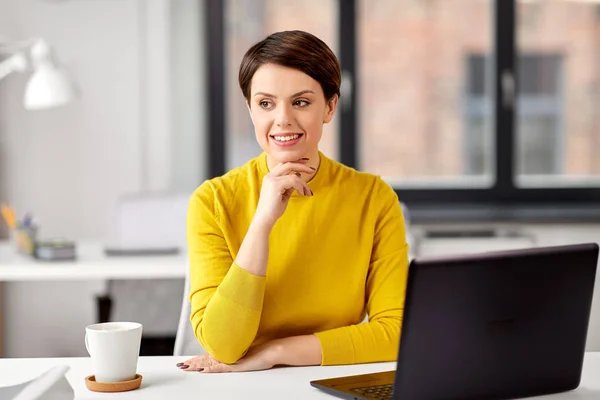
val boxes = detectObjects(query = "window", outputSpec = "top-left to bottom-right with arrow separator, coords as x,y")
517,55 -> 562,177
466,55 -> 494,177
467,54 -> 563,176
516,1 -> 600,187
206,0 -> 600,221
358,0 -> 494,188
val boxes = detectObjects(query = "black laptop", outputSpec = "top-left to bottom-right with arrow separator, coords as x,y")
311,243 -> 599,400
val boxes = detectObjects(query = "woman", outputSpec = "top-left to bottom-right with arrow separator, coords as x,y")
178,30 -> 409,373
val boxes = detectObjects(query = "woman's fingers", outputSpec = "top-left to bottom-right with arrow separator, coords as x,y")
253,158 -> 315,226
201,363 -> 235,373
178,354 -> 222,372
277,174 -> 312,196
270,161 -> 316,177
177,354 -> 237,373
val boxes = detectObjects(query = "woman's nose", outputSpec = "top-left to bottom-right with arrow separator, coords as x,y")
276,105 -> 292,127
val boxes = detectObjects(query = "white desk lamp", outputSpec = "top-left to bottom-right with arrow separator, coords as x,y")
0,38 -> 76,110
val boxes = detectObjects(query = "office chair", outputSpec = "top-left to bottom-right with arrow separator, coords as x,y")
174,263 -> 206,356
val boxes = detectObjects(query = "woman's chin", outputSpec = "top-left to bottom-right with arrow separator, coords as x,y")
269,148 -> 306,163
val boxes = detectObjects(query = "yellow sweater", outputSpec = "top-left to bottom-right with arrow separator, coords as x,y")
186,152 -> 409,365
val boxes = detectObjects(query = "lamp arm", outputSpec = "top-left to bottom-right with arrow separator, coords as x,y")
0,38 -> 38,54
0,53 -> 28,81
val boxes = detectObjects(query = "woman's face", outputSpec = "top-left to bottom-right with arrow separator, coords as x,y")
247,63 -> 338,164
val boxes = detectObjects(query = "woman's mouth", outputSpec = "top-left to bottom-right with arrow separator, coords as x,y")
270,133 -> 303,147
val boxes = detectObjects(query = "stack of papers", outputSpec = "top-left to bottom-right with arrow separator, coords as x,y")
0,365 -> 73,400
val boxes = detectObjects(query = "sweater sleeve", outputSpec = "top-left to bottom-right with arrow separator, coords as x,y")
187,181 -> 266,364
315,180 -> 409,365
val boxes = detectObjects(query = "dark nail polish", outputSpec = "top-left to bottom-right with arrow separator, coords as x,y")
295,172 -> 301,178
180,365 -> 189,369
310,167 -> 316,171
301,157 -> 309,160
197,368 -> 204,372
176,362 -> 184,367
310,189 -> 314,196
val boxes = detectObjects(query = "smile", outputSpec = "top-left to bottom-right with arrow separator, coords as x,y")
270,133 -> 303,142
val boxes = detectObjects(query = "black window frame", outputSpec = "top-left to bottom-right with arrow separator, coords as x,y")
204,0 -> 600,223
466,53 -> 564,177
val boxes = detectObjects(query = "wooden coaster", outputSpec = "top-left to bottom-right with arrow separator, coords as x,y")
85,374 -> 142,392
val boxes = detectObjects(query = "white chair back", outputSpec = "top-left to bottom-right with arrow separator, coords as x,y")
174,264 -> 206,356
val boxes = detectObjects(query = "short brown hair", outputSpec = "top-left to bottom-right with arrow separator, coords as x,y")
238,30 -> 341,103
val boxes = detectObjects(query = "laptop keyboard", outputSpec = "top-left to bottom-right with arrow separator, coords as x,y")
350,384 -> 394,399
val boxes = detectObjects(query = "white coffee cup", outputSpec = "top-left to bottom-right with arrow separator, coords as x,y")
85,322 -> 143,383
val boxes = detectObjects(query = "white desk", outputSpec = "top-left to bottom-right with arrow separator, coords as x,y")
0,242 -> 187,281
0,242 -> 187,358
0,356 -> 393,399
1,354 -> 600,399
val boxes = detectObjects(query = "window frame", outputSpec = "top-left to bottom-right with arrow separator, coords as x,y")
204,0 -> 600,222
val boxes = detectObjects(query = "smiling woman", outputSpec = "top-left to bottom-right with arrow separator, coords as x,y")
246,64 -> 336,167
225,4 -> 340,169
183,30 -> 409,374
239,31 -> 340,169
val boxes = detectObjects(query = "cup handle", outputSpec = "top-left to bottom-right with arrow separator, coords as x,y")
85,332 -> 91,356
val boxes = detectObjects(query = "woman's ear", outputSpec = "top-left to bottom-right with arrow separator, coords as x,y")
323,94 -> 339,124
246,99 -> 255,122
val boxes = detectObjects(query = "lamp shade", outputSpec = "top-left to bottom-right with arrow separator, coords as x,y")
24,62 -> 76,110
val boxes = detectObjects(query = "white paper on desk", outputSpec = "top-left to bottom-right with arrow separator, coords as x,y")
0,365 -> 74,400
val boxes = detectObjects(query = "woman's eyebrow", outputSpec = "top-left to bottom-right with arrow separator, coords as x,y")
253,90 -> 315,98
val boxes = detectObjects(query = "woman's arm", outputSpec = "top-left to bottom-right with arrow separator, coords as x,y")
235,160 -> 314,277
270,334 -> 322,366
234,218 -> 272,277
314,181 -> 409,365
254,181 -> 408,367
187,182 -> 268,364
272,247 -> 407,367
188,162 -> 315,364
178,333 -> 323,373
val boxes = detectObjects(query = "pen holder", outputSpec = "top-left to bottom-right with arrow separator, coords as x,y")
13,225 -> 38,256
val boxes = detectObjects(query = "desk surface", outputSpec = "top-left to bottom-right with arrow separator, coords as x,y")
1,354 -> 600,399
0,356 -> 394,399
0,242 -> 187,281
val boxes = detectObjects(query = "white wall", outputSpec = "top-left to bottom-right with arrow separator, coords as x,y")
171,0 -> 207,192
0,0 -> 206,357
0,0 -> 145,239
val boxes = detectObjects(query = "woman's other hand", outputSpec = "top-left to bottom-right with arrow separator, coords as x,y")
254,160 -> 315,227
176,341 -> 281,373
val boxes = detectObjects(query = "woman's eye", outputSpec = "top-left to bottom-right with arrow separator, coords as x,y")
294,100 -> 310,107
259,100 -> 272,109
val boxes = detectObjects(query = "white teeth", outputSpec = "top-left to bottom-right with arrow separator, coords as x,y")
273,134 -> 300,142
